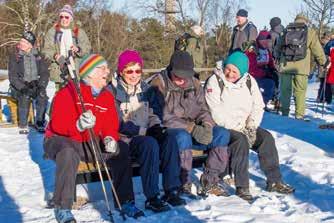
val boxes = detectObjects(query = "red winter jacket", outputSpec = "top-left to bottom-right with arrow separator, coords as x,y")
327,47 -> 334,84
45,81 -> 120,142
246,48 -> 275,79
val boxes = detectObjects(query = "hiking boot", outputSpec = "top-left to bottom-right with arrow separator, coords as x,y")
236,187 -> 253,203
197,174 -> 229,197
121,201 -> 145,219
179,183 -> 197,199
162,190 -> 186,206
145,195 -> 170,212
19,126 -> 29,134
54,208 -> 76,223
266,181 -> 295,194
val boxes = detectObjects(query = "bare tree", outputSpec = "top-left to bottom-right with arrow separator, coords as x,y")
302,0 -> 334,37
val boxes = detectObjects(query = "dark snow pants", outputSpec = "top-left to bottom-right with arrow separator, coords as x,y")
227,130 -> 250,188
129,134 -> 181,199
167,126 -> 230,185
44,135 -> 134,209
252,128 -> 282,183
227,128 -> 282,188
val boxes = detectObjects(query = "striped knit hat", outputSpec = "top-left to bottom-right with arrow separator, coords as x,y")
79,54 -> 107,79
59,4 -> 74,18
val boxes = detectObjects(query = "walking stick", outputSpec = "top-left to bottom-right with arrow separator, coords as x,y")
66,54 -> 125,222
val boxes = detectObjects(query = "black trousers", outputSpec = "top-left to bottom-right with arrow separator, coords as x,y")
317,78 -> 332,104
252,128 -> 282,183
13,89 -> 48,127
44,135 -> 134,209
227,128 -> 282,188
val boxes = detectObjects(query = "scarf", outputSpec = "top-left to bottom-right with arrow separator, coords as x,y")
20,48 -> 38,83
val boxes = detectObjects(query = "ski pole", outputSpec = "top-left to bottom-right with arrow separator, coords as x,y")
66,53 -> 124,222
67,55 -> 125,217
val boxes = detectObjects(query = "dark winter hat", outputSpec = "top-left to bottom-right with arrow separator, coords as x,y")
224,51 -> 249,76
270,17 -> 281,28
170,51 -> 195,79
22,31 -> 36,46
236,9 -> 248,17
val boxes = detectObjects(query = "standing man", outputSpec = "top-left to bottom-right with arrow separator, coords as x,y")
229,9 -> 258,53
43,4 -> 91,90
269,17 -> 284,61
174,25 -> 204,70
278,14 -> 326,119
8,31 -> 49,134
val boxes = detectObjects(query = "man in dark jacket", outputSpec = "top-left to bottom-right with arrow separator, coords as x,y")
148,51 -> 231,198
230,9 -> 258,53
8,31 -> 49,134
269,17 -> 284,61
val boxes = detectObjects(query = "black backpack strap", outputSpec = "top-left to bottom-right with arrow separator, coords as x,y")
246,75 -> 252,94
213,73 -> 225,96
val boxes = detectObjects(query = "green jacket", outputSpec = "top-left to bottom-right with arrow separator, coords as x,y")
279,26 -> 326,76
186,32 -> 204,68
42,22 -> 91,83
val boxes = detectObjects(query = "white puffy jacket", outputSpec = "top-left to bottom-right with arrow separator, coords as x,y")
205,68 -> 264,131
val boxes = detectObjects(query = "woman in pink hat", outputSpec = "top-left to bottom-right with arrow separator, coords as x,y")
108,49 -> 186,213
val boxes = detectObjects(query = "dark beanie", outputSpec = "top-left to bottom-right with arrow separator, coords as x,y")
236,9 -> 248,17
270,17 -> 281,28
22,31 -> 36,46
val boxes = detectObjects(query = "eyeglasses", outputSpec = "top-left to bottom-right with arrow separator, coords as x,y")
124,69 -> 142,75
59,15 -> 70,20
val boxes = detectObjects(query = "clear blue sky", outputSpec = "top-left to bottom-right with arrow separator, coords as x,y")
248,0 -> 302,29
112,0 -> 303,29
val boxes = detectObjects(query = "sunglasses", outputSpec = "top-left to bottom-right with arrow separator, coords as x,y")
59,15 -> 70,20
124,69 -> 142,75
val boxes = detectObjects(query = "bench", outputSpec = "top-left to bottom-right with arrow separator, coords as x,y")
75,151 -> 208,198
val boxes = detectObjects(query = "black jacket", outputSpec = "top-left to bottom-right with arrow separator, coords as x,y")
8,48 -> 49,93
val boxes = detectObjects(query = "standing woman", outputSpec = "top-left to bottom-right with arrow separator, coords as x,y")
43,4 -> 91,90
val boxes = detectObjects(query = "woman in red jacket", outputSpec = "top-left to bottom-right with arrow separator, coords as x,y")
44,54 -> 144,223
245,30 -> 278,107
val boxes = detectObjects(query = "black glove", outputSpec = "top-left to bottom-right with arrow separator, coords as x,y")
120,121 -> 140,137
146,124 -> 166,141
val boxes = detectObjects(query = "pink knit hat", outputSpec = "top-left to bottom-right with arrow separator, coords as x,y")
117,50 -> 143,73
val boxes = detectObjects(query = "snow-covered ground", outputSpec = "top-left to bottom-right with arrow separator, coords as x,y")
0,79 -> 333,223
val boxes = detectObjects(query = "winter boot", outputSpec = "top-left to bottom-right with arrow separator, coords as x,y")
162,189 -> 186,206
121,201 -> 145,219
197,174 -> 229,197
236,187 -> 253,203
145,195 -> 170,212
266,181 -> 295,194
179,183 -> 197,199
54,208 -> 76,223
19,126 -> 29,135
35,120 -> 46,133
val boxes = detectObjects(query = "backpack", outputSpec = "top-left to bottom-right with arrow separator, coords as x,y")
282,23 -> 308,61
174,33 -> 198,51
